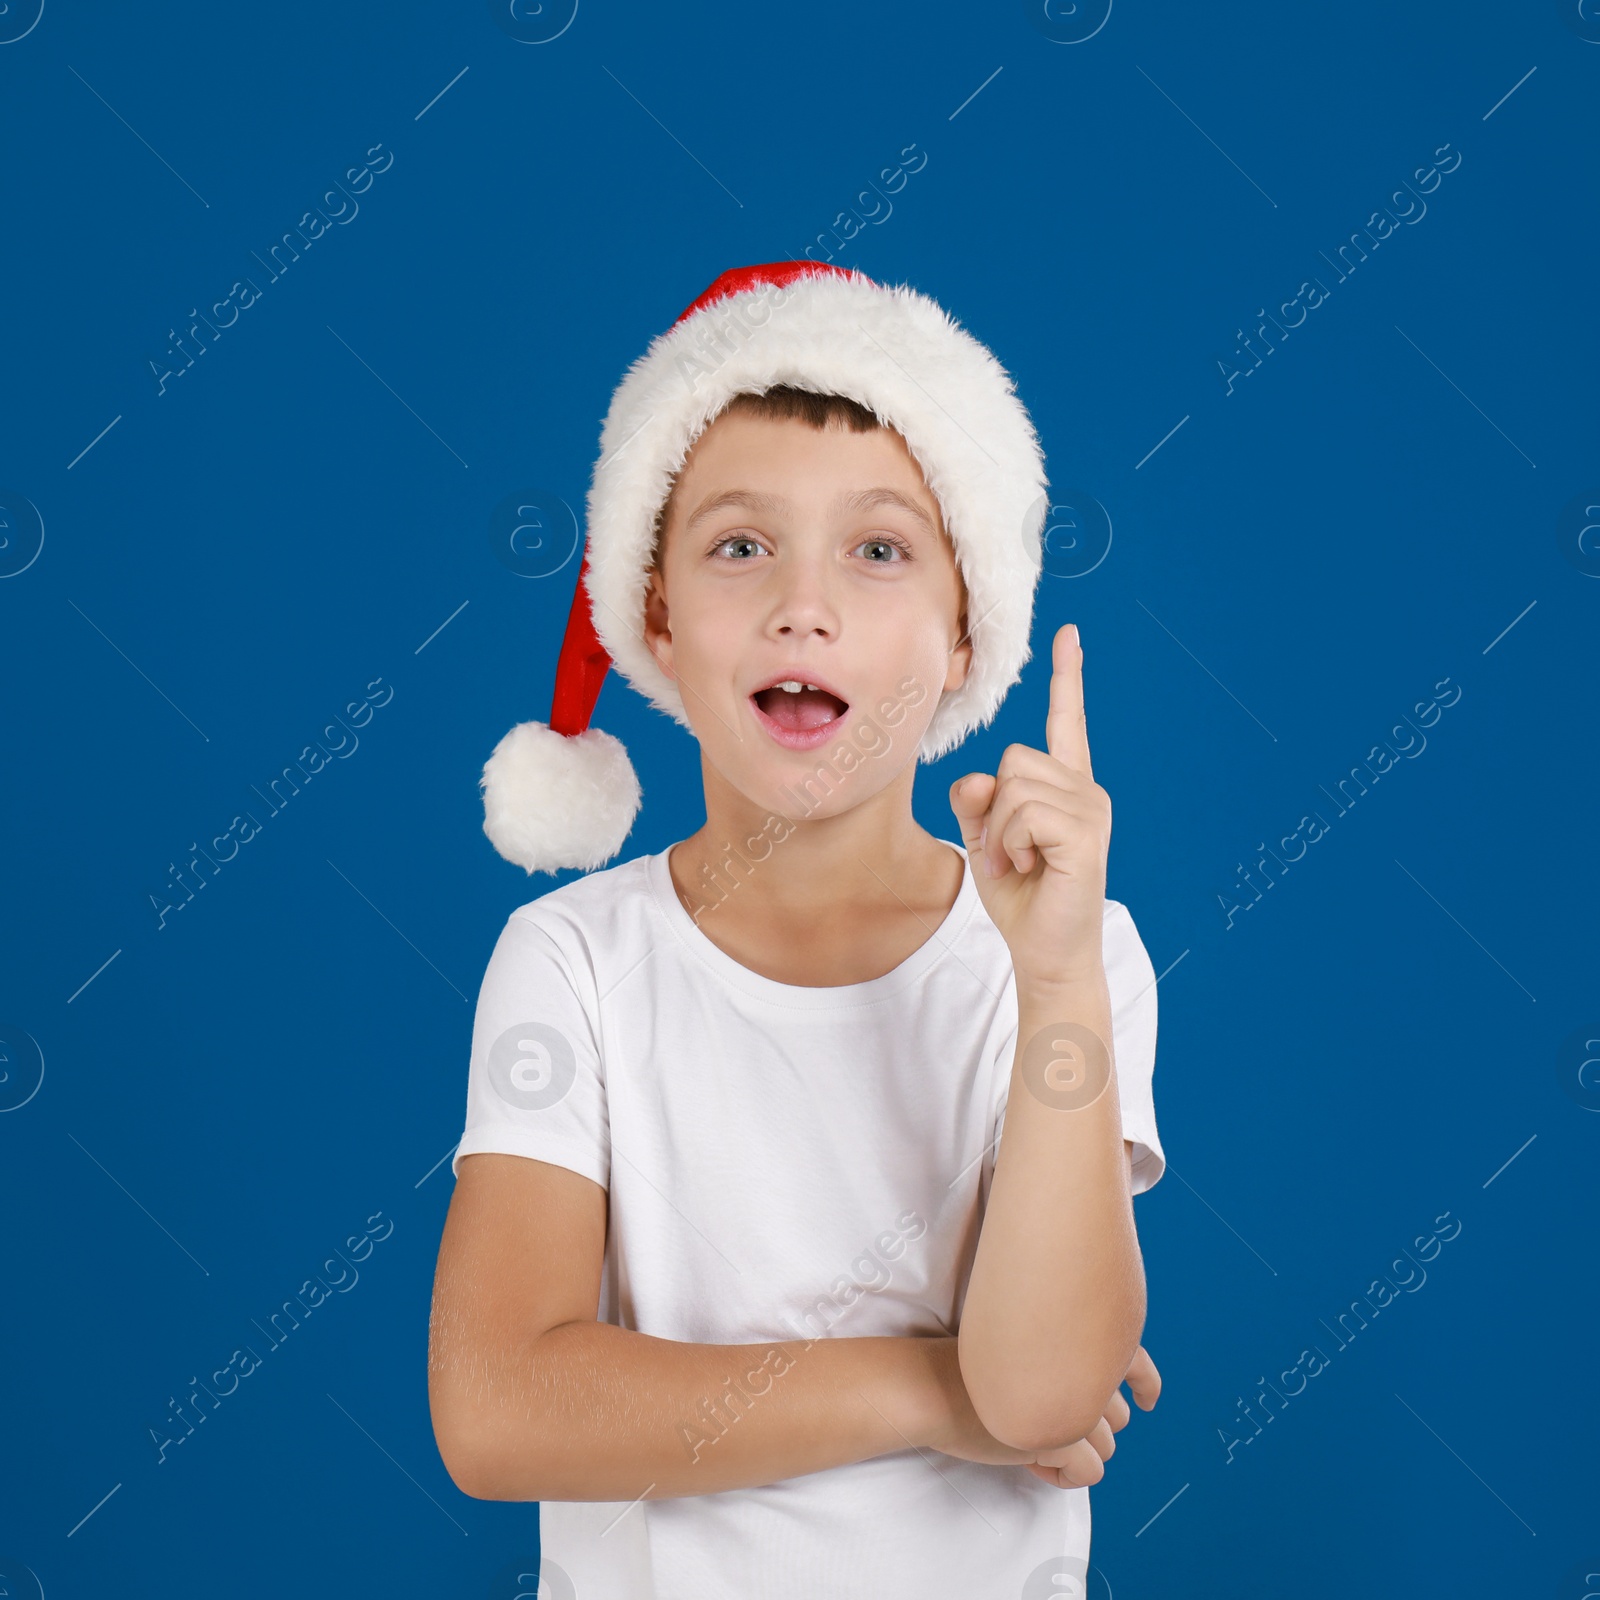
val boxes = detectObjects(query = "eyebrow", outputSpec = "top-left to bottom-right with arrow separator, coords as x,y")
684,486 -> 939,536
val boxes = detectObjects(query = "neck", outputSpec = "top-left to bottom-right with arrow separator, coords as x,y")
671,748 -> 950,921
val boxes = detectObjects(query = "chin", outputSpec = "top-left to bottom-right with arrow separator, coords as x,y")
756,743 -> 913,826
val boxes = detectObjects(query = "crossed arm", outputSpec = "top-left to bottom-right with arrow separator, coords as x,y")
428,1142 -> 1152,1503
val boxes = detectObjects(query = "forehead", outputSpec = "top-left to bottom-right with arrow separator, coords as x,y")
668,410 -> 945,529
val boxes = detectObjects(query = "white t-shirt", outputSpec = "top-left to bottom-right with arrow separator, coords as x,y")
452,838 -> 1165,1600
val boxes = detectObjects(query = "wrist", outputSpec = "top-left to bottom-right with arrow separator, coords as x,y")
1014,964 -> 1108,1013
885,1336 -> 958,1452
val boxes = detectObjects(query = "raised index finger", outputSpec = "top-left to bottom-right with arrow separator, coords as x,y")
1045,622 -> 1093,779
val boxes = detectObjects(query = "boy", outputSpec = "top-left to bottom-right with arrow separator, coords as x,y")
430,262 -> 1165,1598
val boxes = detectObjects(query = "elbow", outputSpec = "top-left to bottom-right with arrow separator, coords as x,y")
971,1392 -> 1108,1456
959,1346 -> 1098,1454
429,1359 -> 491,1498
959,1333 -> 1144,1454
445,1458 -> 497,1502
430,1384 -> 540,1502
436,1421 -> 544,1502
432,1412 -> 501,1501
429,1326 -> 546,1500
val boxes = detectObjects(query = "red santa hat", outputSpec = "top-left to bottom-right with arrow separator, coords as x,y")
481,260 -> 1048,875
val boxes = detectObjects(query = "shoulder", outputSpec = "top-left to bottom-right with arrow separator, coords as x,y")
496,851 -> 660,965
507,849 -> 651,920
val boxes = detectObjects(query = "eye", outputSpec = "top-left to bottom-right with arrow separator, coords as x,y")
856,534 -> 913,563
712,533 -> 769,560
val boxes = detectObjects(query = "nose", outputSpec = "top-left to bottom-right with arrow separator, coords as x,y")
766,546 -> 841,641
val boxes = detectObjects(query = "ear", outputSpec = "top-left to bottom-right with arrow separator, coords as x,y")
642,566 -> 675,680
944,605 -> 974,693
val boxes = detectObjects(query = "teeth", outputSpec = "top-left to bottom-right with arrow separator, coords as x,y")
766,680 -> 827,694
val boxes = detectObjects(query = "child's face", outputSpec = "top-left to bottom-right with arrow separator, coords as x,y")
643,409 -> 972,821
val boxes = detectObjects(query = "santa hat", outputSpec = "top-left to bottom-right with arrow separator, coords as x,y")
481,260 -> 1048,876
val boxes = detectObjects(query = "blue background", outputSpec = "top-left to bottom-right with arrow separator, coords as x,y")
2,1 -> 1597,1594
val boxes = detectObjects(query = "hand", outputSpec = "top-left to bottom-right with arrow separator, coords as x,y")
1023,1343 -> 1163,1489
948,623 -> 1111,992
917,1339 -> 1162,1487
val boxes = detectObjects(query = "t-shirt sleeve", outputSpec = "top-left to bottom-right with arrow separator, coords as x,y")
989,898 -> 1165,1197
450,908 -> 610,1190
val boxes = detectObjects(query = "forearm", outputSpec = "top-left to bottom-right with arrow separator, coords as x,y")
958,971 -> 1146,1450
454,1321 -> 947,1502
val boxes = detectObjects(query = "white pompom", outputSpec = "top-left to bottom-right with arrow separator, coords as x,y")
480,721 -> 642,875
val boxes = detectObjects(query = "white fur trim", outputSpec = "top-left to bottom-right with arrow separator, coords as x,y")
584,270 -> 1047,761
480,721 -> 642,875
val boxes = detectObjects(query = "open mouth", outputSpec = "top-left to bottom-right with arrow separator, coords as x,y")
749,680 -> 851,748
